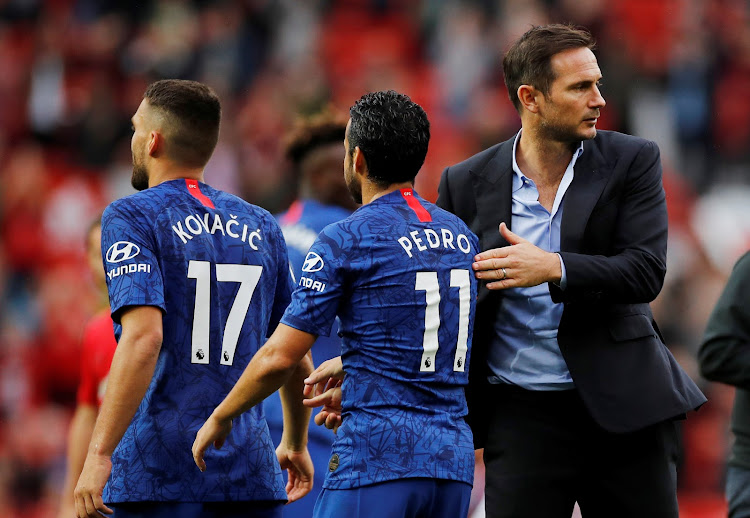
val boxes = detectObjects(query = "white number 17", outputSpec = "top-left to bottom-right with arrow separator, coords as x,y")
187,260 -> 263,366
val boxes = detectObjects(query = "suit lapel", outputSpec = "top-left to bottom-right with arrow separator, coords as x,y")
471,138 -> 514,251
560,138 -> 611,252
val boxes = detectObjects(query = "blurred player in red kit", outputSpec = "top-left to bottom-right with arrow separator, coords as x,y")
57,218 -> 117,518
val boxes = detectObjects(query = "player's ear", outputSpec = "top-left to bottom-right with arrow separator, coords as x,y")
518,85 -> 540,114
147,130 -> 163,157
353,146 -> 368,176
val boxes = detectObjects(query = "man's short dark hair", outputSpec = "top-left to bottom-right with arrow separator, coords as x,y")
144,79 -> 221,168
348,90 -> 430,186
284,108 -> 347,174
503,24 -> 596,113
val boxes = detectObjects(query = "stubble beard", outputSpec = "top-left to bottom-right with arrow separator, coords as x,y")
345,164 -> 363,205
131,161 -> 149,191
539,117 -> 595,146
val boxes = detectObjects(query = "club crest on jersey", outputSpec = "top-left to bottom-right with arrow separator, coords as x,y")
302,252 -> 324,273
329,453 -> 339,472
106,241 -> 141,263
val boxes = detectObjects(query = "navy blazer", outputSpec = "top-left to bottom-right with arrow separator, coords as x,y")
437,130 -> 706,447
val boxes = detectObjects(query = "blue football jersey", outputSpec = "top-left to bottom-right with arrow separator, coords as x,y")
100,179 -> 291,503
281,189 -> 478,490
266,200 -> 352,445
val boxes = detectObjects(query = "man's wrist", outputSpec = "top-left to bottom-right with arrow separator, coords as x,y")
211,406 -> 235,425
89,440 -> 114,458
280,433 -> 308,452
549,252 -> 562,283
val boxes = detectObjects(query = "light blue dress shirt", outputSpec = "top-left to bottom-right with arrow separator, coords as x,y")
488,131 -> 583,390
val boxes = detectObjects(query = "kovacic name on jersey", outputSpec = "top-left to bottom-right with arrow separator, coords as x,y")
171,211 -> 263,249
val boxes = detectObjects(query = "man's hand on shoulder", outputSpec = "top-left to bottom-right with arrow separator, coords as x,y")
472,223 -> 562,290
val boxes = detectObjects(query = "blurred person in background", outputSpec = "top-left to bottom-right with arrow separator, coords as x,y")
437,24 -> 706,517
699,251 -> 750,518
57,217 -> 117,518
265,108 -> 356,518
74,79 -> 312,518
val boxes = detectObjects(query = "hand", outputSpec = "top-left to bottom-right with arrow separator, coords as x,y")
472,222 -> 562,290
304,383 -> 343,433
74,453 -> 114,518
192,414 -> 233,472
303,356 -> 344,433
303,356 -> 344,398
276,444 -> 314,503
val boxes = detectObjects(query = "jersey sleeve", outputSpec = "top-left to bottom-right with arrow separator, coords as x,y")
268,220 -> 292,337
101,203 -> 166,323
76,321 -> 98,406
280,224 -> 349,337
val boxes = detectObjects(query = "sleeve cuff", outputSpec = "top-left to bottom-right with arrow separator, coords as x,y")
555,253 -> 567,290
280,313 -> 329,339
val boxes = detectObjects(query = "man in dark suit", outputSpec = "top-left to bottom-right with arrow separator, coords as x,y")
699,251 -> 750,518
437,24 -> 706,518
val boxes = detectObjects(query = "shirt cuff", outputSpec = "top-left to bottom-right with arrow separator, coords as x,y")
555,253 -> 567,290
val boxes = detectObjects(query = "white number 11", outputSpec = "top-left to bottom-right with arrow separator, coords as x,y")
415,269 -> 470,372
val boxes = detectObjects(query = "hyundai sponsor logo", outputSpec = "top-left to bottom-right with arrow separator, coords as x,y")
106,241 -> 141,263
301,252 -> 324,273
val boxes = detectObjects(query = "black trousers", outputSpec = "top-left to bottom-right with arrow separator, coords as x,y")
483,385 -> 679,518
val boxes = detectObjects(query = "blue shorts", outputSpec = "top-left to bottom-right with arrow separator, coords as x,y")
110,501 -> 283,518
313,478 -> 472,518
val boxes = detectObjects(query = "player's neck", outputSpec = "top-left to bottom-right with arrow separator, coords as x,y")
148,162 -> 206,188
363,181 -> 414,205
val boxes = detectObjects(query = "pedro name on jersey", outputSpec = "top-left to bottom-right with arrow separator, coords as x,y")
298,225 -> 474,294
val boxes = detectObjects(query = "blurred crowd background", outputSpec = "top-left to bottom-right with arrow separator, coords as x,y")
1,0 -> 749,516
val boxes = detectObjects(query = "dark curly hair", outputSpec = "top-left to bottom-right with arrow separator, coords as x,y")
283,108 -> 347,173
503,24 -> 596,114
144,79 -> 221,167
347,90 -> 430,186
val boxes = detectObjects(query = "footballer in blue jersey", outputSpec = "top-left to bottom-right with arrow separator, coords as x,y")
194,90 -> 478,518
265,110 -> 356,518
101,179 -> 292,503
283,186 -> 478,489
75,80 -> 313,518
